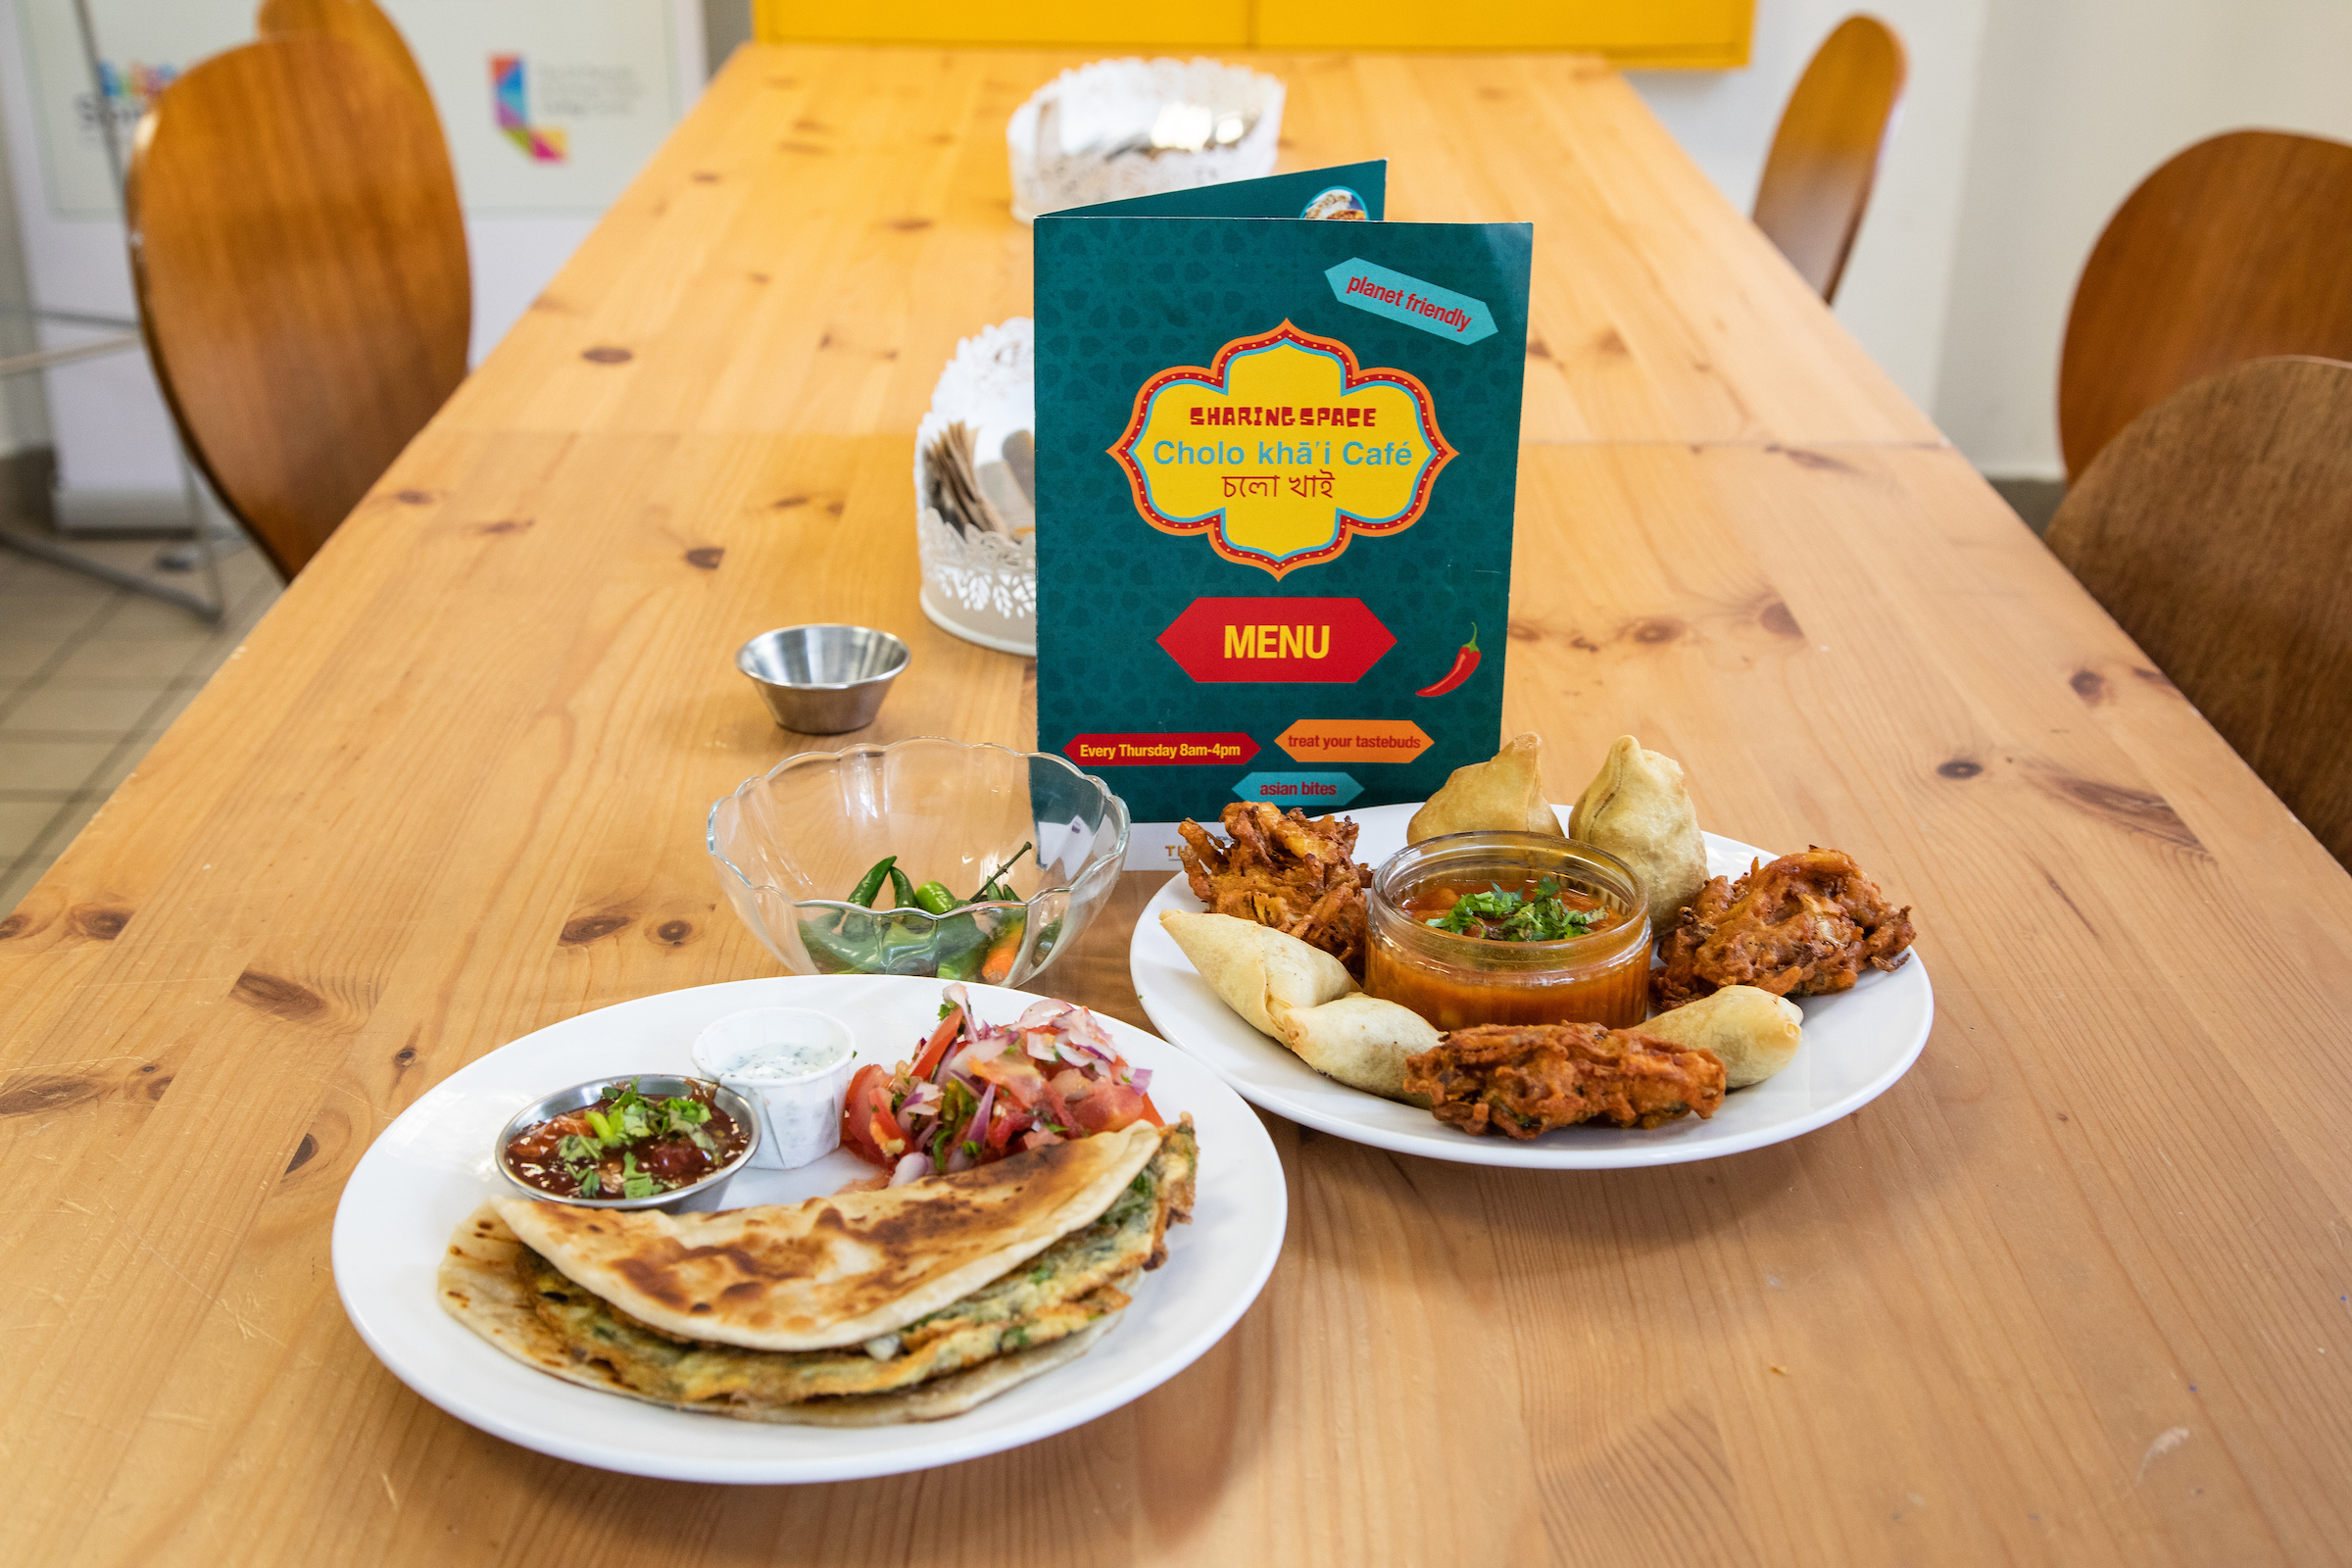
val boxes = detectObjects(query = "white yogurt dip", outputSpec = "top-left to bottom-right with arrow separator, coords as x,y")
691,1007 -> 858,1170
722,1035 -> 854,1081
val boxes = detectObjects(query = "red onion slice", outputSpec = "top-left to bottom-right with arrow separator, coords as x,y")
1015,998 -> 1068,1026
1063,1008 -> 1115,1053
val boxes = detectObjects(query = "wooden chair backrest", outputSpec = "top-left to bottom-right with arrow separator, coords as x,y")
255,0 -> 433,108
2044,356 -> 2352,867
125,35 -> 469,579
2059,129 -> 2352,480
1751,14 -> 1905,304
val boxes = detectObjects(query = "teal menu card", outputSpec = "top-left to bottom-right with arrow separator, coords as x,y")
1035,166 -> 1532,860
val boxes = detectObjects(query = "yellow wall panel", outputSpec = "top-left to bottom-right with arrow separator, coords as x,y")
1257,0 -> 1750,65
754,0 -> 1751,67
753,0 -> 1251,49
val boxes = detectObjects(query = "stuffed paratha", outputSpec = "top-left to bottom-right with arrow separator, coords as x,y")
439,1118 -> 1198,1425
496,1119 -> 1162,1351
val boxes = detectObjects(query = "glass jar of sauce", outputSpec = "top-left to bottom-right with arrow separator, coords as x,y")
1364,833 -> 1651,1030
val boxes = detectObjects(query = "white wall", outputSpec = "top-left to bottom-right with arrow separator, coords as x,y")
1632,0 -> 2352,479
1932,0 -> 2352,476
1629,0 -> 1990,425
0,104 -> 49,460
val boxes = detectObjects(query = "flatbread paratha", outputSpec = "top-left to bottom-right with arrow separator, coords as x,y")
438,1203 -> 1123,1426
437,1118 -> 1199,1426
497,1120 -> 1162,1351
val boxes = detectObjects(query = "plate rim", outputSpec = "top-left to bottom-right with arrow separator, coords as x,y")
1128,813 -> 1934,1169
331,974 -> 1287,1483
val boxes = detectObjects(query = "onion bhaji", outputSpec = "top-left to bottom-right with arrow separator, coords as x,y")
1178,803 -> 1374,976
1652,847 -> 1915,1009
1403,1023 -> 1727,1137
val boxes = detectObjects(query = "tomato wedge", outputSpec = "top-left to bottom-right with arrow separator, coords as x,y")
840,1065 -> 900,1165
1065,1079 -> 1151,1134
983,1107 -> 1030,1154
911,1006 -> 964,1080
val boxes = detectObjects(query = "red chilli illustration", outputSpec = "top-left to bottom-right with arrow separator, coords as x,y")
1415,624 -> 1481,697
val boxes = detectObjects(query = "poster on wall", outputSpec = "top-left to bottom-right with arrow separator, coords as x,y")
384,0 -> 685,215
0,0 -> 700,513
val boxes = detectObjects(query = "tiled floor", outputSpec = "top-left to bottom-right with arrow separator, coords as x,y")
0,528 -> 281,912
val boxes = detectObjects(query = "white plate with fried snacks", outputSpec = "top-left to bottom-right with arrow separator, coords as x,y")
1129,803 -> 1933,1169
333,975 -> 1285,1483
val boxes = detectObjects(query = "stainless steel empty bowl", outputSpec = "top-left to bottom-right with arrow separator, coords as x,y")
737,625 -> 909,734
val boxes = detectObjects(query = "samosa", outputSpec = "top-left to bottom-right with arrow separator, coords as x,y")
1406,732 -> 1565,844
1273,994 -> 1440,1102
1568,735 -> 1708,931
1159,910 -> 1355,1035
1640,985 -> 1802,1088
1161,912 -> 1434,1101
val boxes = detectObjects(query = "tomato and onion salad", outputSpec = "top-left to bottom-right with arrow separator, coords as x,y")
505,1079 -> 749,1200
840,984 -> 1163,1185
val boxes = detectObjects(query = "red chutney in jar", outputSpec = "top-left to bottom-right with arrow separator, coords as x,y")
1365,836 -> 1652,1032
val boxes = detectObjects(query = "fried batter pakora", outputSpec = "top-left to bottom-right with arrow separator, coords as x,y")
1402,1022 -> 1726,1137
1652,847 -> 1915,1009
1178,803 -> 1373,976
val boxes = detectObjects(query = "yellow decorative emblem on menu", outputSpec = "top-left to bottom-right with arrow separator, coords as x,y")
1109,320 -> 1454,580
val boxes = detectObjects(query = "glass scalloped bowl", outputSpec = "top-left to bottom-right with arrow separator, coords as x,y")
708,737 -> 1130,987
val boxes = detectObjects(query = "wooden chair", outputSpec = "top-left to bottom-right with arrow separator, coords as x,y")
2044,356 -> 2352,867
125,35 -> 469,578
1752,15 -> 1906,304
255,0 -> 433,108
2058,130 -> 2352,480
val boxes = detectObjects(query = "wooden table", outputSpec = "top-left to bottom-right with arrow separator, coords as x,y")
5,45 -> 2348,1567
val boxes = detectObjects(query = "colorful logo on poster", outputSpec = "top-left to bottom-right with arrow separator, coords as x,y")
490,54 -> 567,163
1109,321 -> 1453,580
80,60 -> 177,140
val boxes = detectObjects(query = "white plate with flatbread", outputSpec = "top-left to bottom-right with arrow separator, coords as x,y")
333,975 -> 1285,1483
1129,802 -> 1933,1169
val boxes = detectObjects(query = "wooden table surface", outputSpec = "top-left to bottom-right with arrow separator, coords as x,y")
5,44 -> 2348,1568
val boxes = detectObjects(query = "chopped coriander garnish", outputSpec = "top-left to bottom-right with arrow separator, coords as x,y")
618,1151 -> 662,1200
1427,877 -> 1605,943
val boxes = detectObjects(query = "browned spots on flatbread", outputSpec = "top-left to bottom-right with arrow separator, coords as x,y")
613,1238 -> 832,1312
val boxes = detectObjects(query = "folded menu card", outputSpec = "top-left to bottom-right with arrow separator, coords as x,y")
1036,163 -> 1533,866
